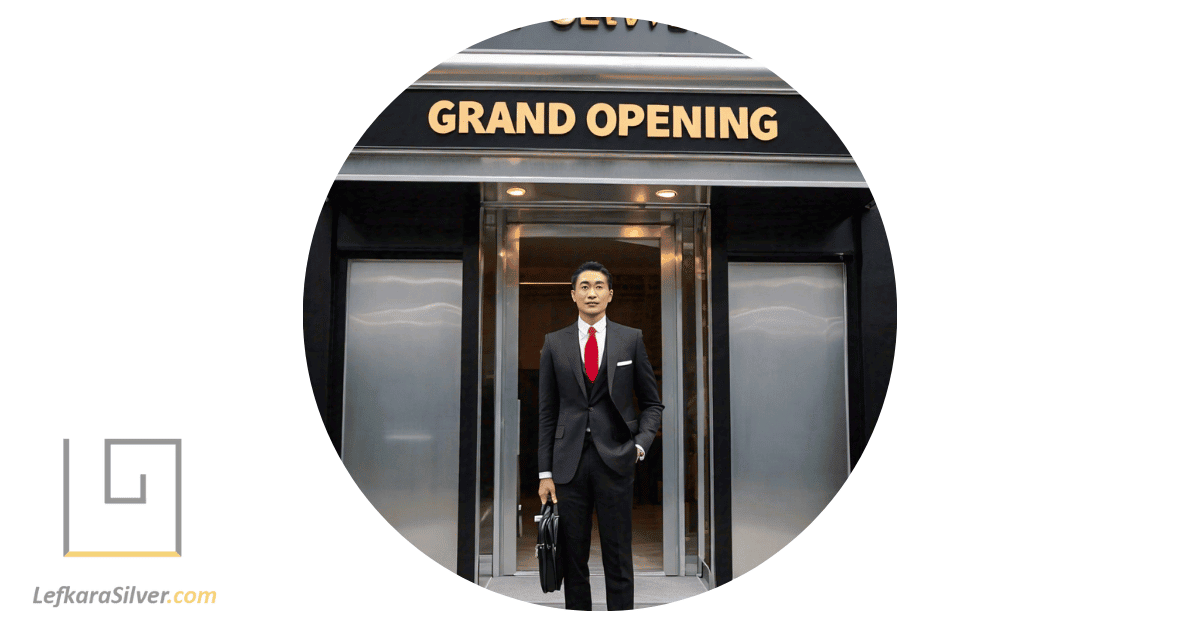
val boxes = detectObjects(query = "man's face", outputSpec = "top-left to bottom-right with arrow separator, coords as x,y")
571,270 -> 613,318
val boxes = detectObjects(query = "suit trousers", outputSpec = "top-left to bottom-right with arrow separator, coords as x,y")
555,433 -> 635,611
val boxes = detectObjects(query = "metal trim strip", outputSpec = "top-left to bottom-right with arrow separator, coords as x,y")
350,147 -> 856,164
339,149 -> 865,188
412,50 -> 796,95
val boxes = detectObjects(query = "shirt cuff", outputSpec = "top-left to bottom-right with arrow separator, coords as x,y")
635,444 -> 645,461
539,471 -> 553,479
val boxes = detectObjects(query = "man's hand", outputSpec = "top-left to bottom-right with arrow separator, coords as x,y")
539,478 -> 557,504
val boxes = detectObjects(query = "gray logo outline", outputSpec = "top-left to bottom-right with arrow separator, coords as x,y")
63,439 -> 182,557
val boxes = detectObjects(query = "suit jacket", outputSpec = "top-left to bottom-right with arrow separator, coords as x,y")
538,319 -> 664,483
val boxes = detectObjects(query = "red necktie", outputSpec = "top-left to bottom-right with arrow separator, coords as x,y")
585,326 -> 598,382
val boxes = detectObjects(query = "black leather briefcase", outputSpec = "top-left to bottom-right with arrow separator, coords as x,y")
535,501 -> 563,593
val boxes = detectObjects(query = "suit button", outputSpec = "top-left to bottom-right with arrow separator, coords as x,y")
588,407 -> 593,412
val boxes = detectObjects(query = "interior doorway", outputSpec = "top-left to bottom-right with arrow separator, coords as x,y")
513,237 -> 665,572
493,221 -> 684,577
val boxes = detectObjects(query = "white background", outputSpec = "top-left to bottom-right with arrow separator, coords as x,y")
3,2 -> 1197,626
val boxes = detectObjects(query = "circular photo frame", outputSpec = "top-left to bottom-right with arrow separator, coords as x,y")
303,16 -> 896,611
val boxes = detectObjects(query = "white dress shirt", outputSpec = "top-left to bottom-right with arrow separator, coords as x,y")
577,315 -> 607,364
540,316 -> 643,480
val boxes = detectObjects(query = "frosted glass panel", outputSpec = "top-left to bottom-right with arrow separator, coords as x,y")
342,260 -> 463,571
728,263 -> 848,578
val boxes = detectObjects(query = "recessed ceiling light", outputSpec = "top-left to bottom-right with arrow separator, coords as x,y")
655,189 -> 677,199
506,187 -> 526,197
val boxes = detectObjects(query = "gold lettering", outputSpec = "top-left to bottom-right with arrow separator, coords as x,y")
672,105 -> 700,138
552,18 -> 575,25
624,18 -> 638,26
719,106 -> 748,139
750,107 -> 778,141
442,98 -> 776,141
484,102 -> 514,134
618,104 -> 644,136
428,100 -> 455,134
605,17 -> 617,26
646,104 -> 669,138
579,17 -> 599,26
458,101 -> 485,134
587,103 -> 617,136
549,103 -> 575,134
516,102 -> 543,134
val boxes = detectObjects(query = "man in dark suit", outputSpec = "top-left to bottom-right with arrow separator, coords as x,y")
538,261 -> 664,611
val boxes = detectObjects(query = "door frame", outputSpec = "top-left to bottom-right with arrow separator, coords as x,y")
493,216 -> 685,576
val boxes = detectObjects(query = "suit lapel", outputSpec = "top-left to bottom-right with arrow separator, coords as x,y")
606,321 -> 619,389
565,326 -> 587,398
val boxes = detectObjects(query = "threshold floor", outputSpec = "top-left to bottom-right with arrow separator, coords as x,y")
481,574 -> 709,611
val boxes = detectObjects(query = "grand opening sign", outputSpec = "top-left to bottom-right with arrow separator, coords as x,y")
358,90 -> 848,156
428,101 -> 778,141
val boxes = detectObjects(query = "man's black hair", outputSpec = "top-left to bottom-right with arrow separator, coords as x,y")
571,261 -> 613,289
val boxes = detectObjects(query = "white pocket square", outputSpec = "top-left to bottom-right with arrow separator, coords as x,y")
616,360 -> 633,367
